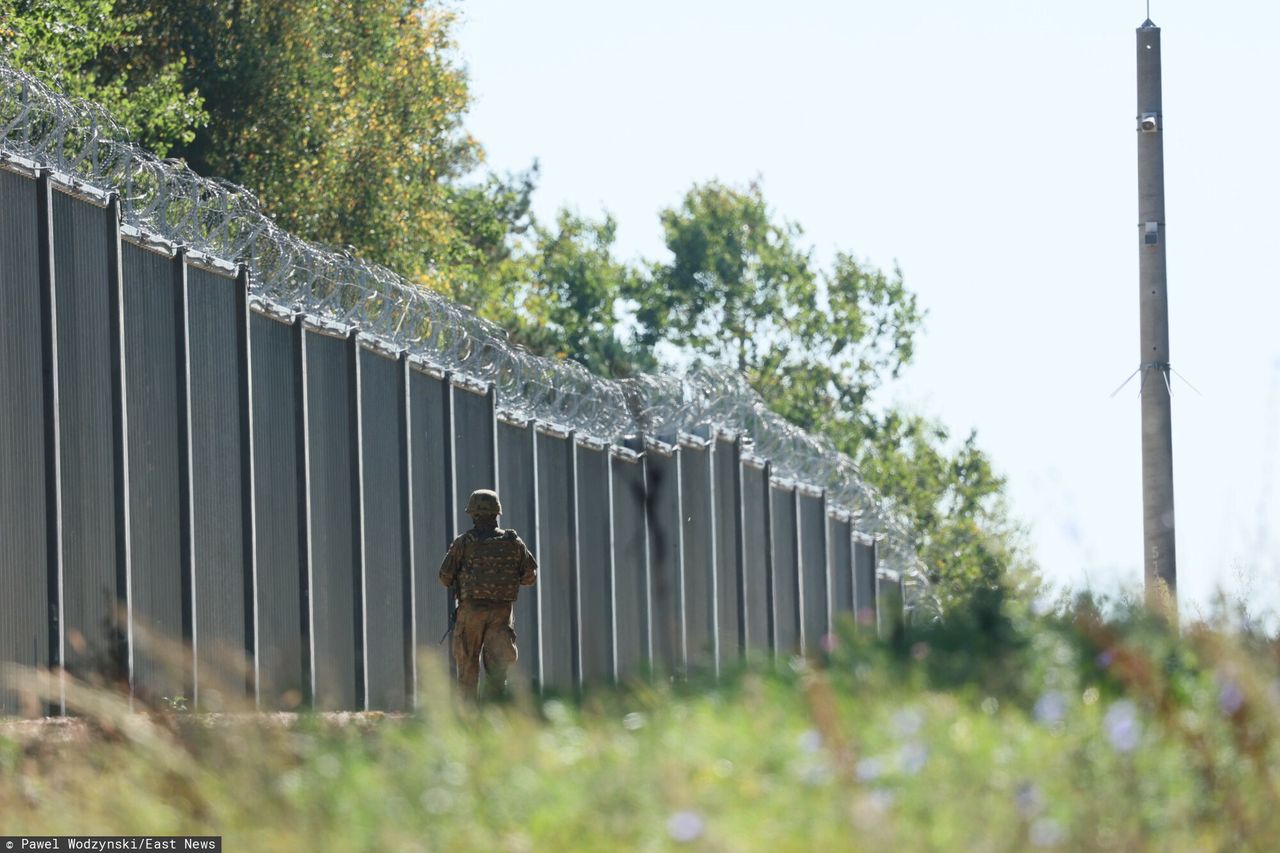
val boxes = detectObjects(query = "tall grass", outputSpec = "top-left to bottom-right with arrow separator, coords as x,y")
5,590 -> 1280,850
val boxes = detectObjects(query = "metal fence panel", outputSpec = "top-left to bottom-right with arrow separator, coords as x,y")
0,167 -> 52,714
770,484 -> 800,655
740,463 -> 772,654
122,241 -> 189,704
451,384 -> 496,536
611,452 -> 649,679
878,569 -> 904,638
249,310 -> 307,709
186,263 -> 252,708
51,189 -> 126,686
798,493 -> 829,652
302,329 -> 361,710
854,541 -> 877,630
496,419 -> 540,689
645,448 -> 684,675
575,443 -> 614,685
713,438 -> 742,661
358,347 -> 412,711
535,430 -> 576,692
680,442 -> 716,672
408,367 -> 452,679
829,517 -> 854,621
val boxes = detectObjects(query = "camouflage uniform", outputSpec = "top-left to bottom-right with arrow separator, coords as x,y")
439,491 -> 537,700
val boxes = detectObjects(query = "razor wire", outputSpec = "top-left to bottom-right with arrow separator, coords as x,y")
0,62 -> 938,620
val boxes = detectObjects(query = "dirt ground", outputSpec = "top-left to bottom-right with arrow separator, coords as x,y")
0,711 -> 407,744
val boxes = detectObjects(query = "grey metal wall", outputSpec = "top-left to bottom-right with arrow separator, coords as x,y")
770,484 -> 801,655
713,437 -> 742,662
740,461 -> 772,654
407,366 -> 452,678
575,442 -> 614,684
121,240 -> 190,704
357,346 -> 412,711
301,328 -> 362,710
645,445 -> 685,676
497,418 -> 540,688
878,570 -> 905,638
536,429 -> 577,692
829,517 -> 854,622
50,189 -> 127,690
451,384 -> 496,537
1,166 -> 894,715
680,440 -> 716,673
0,168 -> 52,715
249,309 -> 307,709
855,541 -> 878,630
611,450 -> 650,679
798,492 -> 829,653
186,263 -> 253,708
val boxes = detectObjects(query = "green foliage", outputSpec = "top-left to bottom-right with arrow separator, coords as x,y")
110,0 -> 532,298
632,180 -> 817,373
857,412 -> 1025,609
0,0 -> 207,155
628,180 -> 1015,607
7,604 -> 1280,849
632,181 -> 920,401
507,209 -> 649,377
160,694 -> 189,713
495,181 -> 1020,606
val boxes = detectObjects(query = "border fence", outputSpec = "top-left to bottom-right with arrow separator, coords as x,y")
0,66 -> 930,714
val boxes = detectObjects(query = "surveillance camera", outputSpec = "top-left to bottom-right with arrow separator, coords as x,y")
1139,113 -> 1158,132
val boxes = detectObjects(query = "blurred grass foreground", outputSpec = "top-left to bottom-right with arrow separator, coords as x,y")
6,591 -> 1280,850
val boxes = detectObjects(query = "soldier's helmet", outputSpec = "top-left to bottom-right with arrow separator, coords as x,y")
465,489 -> 502,517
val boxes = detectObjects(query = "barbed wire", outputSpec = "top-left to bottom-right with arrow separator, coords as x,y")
0,63 -> 938,620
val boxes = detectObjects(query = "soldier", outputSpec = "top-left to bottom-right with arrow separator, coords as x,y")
439,489 -> 537,700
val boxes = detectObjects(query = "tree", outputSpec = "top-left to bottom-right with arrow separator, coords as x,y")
631,180 -> 814,373
630,181 -> 921,426
110,0 -> 533,304
630,180 -> 1023,607
0,0 -> 207,155
506,209 -> 648,378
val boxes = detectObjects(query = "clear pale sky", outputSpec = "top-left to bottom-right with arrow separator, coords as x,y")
456,0 -> 1280,617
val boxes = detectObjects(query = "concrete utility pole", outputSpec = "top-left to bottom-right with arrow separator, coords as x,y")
1136,17 -> 1177,611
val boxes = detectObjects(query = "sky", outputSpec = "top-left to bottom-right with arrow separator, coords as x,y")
455,0 -> 1280,617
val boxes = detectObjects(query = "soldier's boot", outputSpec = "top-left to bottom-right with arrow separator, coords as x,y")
481,622 -> 518,701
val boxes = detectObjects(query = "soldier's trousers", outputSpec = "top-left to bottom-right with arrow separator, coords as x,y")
451,598 -> 518,700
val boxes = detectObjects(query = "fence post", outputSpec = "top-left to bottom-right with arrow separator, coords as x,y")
443,372 -> 458,540
763,462 -> 776,658
568,430 -> 582,692
173,249 -> 196,706
402,353 -> 418,708
236,266 -> 259,707
733,436 -> 747,659
107,194 -> 133,707
640,441 -> 655,674
820,490 -> 831,647
36,171 -> 64,714
707,435 -> 720,678
296,318 -> 316,706
349,331 -> 368,711
529,419 -> 544,692
673,442 -> 687,676
606,440 -> 620,683
793,487 -> 804,656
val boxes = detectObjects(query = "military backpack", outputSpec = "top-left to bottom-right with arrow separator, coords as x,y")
459,529 -> 524,602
